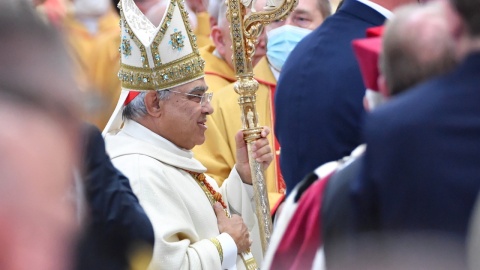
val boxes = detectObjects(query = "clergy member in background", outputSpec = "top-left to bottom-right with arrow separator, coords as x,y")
193,0 -> 331,210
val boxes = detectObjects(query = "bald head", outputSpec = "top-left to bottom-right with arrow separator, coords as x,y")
381,2 -> 458,96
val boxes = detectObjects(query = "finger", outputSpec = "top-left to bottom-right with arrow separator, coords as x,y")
253,144 -> 271,160
213,202 -> 226,219
235,130 -> 246,151
256,153 -> 273,163
261,126 -> 271,138
253,138 -> 269,151
251,140 -> 268,157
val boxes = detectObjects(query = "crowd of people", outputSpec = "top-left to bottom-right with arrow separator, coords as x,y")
2,0 -> 480,269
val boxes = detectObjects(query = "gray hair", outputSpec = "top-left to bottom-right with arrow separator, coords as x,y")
317,0 -> 332,19
122,90 -> 171,120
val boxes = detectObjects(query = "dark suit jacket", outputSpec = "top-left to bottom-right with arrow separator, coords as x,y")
351,52 -> 480,243
322,155 -> 363,267
274,0 -> 386,195
76,124 -> 154,270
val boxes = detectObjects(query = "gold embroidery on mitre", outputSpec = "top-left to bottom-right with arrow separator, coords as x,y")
118,55 -> 205,90
117,0 -> 205,91
169,28 -> 186,51
121,36 -> 132,57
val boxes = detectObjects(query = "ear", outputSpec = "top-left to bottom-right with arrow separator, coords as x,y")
211,26 -> 225,54
363,95 -> 370,112
378,74 -> 390,99
144,91 -> 162,118
442,0 -> 465,43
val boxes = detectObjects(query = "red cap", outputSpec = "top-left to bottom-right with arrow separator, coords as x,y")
352,37 -> 382,92
124,91 -> 141,105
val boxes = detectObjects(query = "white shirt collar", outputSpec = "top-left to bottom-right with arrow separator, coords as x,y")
356,0 -> 393,19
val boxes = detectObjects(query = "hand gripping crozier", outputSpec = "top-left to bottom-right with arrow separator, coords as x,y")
103,0 -> 265,268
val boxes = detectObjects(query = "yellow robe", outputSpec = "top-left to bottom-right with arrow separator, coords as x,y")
200,45 -> 236,92
193,57 -> 285,208
62,10 -> 120,129
89,31 -> 122,130
194,12 -> 213,48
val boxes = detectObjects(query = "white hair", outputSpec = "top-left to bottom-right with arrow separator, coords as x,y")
122,90 -> 171,120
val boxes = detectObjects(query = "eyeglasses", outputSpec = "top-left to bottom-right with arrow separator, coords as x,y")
167,90 -> 213,106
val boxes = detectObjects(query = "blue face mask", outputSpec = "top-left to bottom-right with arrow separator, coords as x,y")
266,25 -> 312,71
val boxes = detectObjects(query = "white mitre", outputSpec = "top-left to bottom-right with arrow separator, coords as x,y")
103,0 -> 205,136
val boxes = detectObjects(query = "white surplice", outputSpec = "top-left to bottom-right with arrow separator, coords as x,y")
105,120 -> 262,269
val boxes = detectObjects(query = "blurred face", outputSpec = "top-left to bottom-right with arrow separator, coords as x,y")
134,0 -> 162,13
0,104 -> 78,270
212,18 -> 235,69
253,0 -> 268,64
267,0 -> 325,31
264,0 -> 325,71
253,31 -> 267,66
159,79 -> 213,149
212,0 -> 266,69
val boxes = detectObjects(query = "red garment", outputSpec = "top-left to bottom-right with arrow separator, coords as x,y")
366,26 -> 384,37
270,173 -> 332,269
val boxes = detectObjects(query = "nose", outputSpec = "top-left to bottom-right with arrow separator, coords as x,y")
284,16 -> 293,26
202,101 -> 214,115
257,30 -> 267,49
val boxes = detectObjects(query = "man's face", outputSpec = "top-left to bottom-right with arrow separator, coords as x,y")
0,104 -> 78,270
214,0 -> 268,69
217,20 -> 235,68
159,79 -> 213,150
267,0 -> 325,31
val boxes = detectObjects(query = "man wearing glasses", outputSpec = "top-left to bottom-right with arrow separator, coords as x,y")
103,0 -> 273,268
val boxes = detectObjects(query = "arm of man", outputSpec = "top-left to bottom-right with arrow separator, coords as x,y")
217,127 -> 273,264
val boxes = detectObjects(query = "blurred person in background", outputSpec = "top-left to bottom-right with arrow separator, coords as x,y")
262,2 -> 462,268
75,124 -> 155,270
196,0 -> 267,94
274,0 -> 417,198
61,0 -> 120,129
186,0 -> 214,47
351,0 -> 480,266
0,1 -> 81,269
26,2 -> 156,269
193,0 -> 331,211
